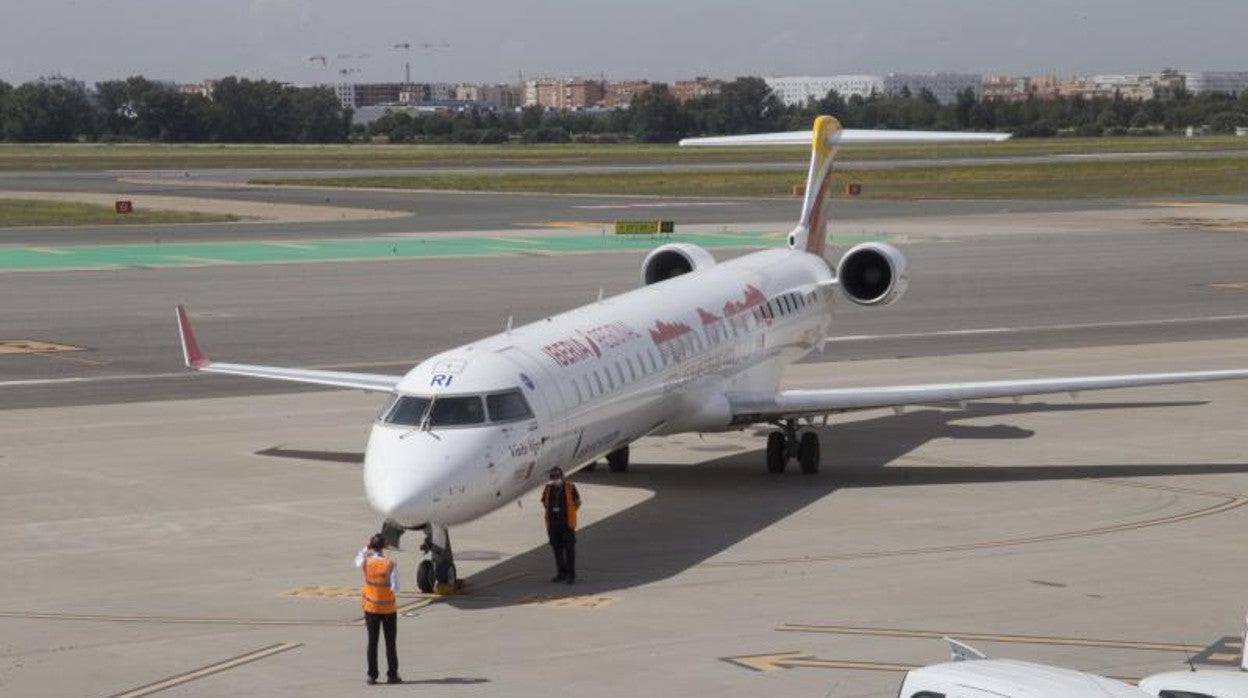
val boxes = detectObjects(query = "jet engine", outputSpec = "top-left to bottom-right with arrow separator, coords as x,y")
835,242 -> 909,306
640,243 -> 716,286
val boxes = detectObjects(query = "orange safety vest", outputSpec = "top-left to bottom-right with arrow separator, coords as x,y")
542,481 -> 579,530
361,555 -> 396,614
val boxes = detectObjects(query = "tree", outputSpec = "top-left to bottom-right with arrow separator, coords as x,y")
1,82 -> 92,142
628,84 -> 683,142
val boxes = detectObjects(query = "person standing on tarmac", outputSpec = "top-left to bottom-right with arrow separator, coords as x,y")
541,467 -> 581,584
356,534 -> 401,685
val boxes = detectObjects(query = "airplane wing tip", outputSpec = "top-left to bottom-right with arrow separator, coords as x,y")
175,305 -> 208,369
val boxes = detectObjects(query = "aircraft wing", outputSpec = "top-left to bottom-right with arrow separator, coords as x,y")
176,306 -> 401,393
679,129 -> 1010,147
727,369 -> 1248,423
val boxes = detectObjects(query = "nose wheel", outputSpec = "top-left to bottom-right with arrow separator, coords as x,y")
765,422 -> 821,475
415,524 -> 458,594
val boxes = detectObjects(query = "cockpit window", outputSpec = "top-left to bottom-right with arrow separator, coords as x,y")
486,390 -> 534,422
427,396 -> 485,426
381,395 -> 431,426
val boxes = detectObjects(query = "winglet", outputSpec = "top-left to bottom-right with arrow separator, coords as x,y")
946,637 -> 988,662
175,305 -> 209,369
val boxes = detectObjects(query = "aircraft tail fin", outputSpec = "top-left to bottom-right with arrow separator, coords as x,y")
680,119 -> 1010,258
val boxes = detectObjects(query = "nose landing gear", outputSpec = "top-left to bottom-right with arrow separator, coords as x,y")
765,420 -> 821,475
416,524 -> 458,594
383,521 -> 459,594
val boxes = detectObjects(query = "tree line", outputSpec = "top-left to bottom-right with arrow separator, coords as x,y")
1,75 -> 1247,144
0,76 -> 351,143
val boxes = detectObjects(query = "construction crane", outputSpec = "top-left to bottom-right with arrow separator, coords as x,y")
393,41 -> 449,84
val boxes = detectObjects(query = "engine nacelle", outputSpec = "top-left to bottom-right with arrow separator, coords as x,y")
640,243 -> 716,286
835,242 -> 909,306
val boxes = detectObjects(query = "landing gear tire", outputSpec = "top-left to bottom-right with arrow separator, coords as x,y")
797,431 -> 821,475
436,561 -> 457,587
606,446 -> 630,473
416,559 -> 436,594
766,431 -> 787,474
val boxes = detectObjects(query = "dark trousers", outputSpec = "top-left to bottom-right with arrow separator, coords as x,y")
548,524 -> 576,579
365,611 -> 398,679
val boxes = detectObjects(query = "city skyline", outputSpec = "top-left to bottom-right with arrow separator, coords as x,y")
3,0 -> 1247,86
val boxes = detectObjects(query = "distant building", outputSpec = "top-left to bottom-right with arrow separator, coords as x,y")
764,75 -> 884,106
523,78 -> 606,110
603,80 -> 654,108
1183,71 -> 1248,95
453,83 -> 522,109
670,77 -> 723,102
882,73 -> 981,104
982,75 -> 1031,102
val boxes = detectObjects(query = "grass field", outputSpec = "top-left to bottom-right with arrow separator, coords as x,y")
2,135 -> 1247,171
0,199 -> 238,228
252,156 -> 1248,200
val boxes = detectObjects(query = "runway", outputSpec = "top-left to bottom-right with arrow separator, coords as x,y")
3,169 -> 1248,696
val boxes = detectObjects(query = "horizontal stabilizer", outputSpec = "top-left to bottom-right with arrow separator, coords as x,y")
679,129 -> 1010,147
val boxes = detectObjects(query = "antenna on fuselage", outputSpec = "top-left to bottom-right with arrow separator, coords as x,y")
506,315 -> 514,333
597,288 -> 604,303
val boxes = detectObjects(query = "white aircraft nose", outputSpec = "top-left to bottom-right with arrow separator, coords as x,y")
362,425 -> 481,524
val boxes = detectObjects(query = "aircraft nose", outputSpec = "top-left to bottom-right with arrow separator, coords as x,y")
362,425 -> 479,523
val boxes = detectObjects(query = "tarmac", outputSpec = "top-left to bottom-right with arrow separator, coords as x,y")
3,171 -> 1248,696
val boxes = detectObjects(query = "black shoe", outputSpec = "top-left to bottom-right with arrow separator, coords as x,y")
551,574 -> 565,583
367,677 -> 378,685
565,576 -> 576,585
387,675 -> 403,684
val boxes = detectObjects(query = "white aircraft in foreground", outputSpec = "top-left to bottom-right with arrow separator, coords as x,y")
898,635 -> 1248,698
176,116 -> 1248,592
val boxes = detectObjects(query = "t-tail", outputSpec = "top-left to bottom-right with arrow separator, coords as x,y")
680,117 -> 1010,258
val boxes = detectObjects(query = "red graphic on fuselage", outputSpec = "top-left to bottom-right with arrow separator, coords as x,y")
696,308 -> 720,325
723,285 -> 766,317
649,320 -> 693,344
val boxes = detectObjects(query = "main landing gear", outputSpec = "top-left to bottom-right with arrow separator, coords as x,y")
580,446 -> 630,474
765,420 -> 820,475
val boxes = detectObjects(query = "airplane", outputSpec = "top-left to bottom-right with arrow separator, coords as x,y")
175,115 -> 1248,593
898,635 -> 1248,698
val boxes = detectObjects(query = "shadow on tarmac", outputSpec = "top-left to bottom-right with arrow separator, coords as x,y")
257,400 -> 1245,608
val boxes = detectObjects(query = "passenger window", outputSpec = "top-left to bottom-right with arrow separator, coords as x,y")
427,396 -> 484,426
614,362 -> 625,385
594,372 -> 605,393
486,390 -> 534,422
572,381 -> 583,404
604,368 -> 615,390
626,357 -> 637,381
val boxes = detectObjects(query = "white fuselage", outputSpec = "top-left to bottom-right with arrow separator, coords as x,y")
363,248 -> 835,527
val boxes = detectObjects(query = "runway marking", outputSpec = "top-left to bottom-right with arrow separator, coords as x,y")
518,594 -> 615,609
488,236 -> 545,244
518,221 -> 603,229
263,241 -> 318,249
824,312 -> 1248,343
0,610 -> 349,626
1211,281 -> 1248,290
164,255 -> 232,265
700,480 -> 1246,568
108,642 -> 302,698
721,651 -> 1140,682
23,246 -> 70,255
26,350 -> 111,366
0,340 -> 86,355
776,624 -> 1204,653
573,202 -> 744,209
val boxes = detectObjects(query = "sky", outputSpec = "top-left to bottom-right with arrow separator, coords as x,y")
2,0 -> 1246,86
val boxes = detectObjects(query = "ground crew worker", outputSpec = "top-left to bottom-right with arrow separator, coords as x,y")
541,467 -> 581,584
355,533 -> 401,685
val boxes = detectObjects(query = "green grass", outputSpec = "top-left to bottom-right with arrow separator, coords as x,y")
251,156 -> 1248,200
1,135 -> 1247,171
0,199 -> 238,228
